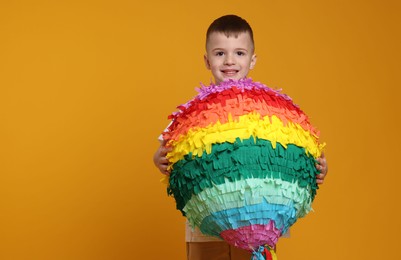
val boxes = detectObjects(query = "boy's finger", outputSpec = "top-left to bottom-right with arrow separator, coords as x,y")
316,157 -> 325,165
160,165 -> 170,174
161,146 -> 173,153
315,164 -> 323,172
159,165 -> 170,175
160,157 -> 169,164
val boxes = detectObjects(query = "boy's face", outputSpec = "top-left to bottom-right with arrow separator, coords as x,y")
204,32 -> 257,85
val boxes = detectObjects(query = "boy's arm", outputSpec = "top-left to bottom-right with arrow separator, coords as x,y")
153,140 -> 172,175
315,152 -> 328,185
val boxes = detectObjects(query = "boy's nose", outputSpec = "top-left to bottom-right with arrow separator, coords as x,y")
224,54 -> 235,65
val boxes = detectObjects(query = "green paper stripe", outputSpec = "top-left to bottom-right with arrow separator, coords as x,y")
167,137 -> 319,213
183,178 -> 313,229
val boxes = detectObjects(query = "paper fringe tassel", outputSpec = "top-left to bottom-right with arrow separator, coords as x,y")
252,245 -> 277,260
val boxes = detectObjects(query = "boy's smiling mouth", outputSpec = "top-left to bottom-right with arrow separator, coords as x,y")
221,69 -> 239,76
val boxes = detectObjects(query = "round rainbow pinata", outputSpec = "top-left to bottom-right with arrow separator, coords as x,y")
162,78 -> 325,258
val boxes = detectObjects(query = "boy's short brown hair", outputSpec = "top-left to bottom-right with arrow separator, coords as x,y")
206,15 -> 254,51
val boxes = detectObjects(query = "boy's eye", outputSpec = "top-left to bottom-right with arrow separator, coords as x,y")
236,51 -> 245,56
215,51 -> 224,56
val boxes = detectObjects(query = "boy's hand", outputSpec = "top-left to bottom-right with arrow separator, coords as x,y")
153,141 -> 172,175
315,152 -> 328,185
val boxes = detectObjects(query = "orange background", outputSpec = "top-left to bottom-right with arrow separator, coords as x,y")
1,0 -> 400,259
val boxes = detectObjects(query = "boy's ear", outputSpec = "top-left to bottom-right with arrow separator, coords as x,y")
250,54 -> 257,70
204,54 -> 211,70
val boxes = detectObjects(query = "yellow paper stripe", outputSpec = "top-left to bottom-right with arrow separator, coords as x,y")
167,112 -> 325,165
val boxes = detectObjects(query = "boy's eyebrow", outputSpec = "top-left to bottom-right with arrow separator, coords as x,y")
210,48 -> 225,53
211,47 -> 249,52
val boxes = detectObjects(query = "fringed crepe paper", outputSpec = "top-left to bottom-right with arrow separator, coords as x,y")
162,78 -> 325,259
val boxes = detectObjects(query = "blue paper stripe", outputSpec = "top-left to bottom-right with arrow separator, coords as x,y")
199,198 -> 297,237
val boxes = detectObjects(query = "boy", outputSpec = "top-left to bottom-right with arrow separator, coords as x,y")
153,15 -> 328,260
